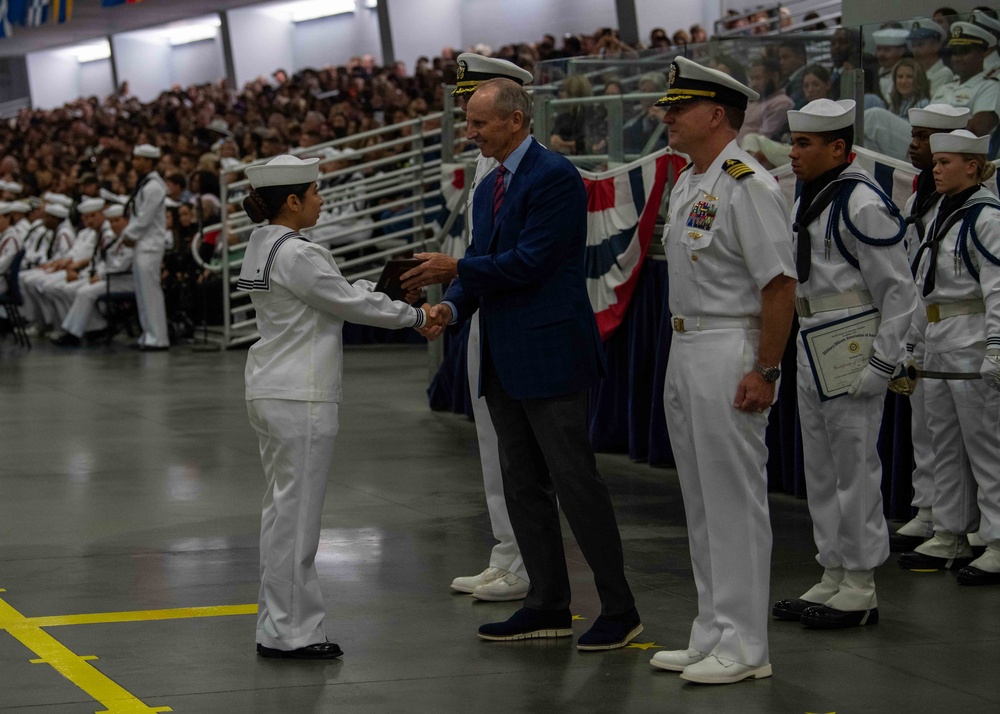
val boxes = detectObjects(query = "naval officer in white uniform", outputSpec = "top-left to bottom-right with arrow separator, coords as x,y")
122,144 -> 170,351
897,130 -> 1000,584
772,99 -> 917,629
401,53 -> 534,602
649,56 -> 797,685
238,155 -> 438,659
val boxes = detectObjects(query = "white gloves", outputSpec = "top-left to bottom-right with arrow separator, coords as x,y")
352,279 -> 376,292
981,349 -> 1000,392
848,363 -> 891,399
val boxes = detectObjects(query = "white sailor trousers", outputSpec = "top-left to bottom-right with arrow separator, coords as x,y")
132,245 -> 169,347
923,345 -> 1000,542
796,347 -> 890,571
467,310 -> 526,580
908,343 -> 936,508
665,327 -> 772,667
248,398 -> 339,650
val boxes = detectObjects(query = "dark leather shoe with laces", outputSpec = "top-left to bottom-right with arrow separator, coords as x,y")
897,551 -> 972,571
956,566 -> 1000,586
772,598 -> 822,621
51,333 -> 81,347
478,607 -> 573,641
577,606 -> 643,650
257,641 -> 343,659
800,605 -> 878,629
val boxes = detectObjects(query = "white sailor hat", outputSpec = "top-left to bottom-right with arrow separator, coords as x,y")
7,181 -> 24,194
245,154 -> 320,189
133,143 -> 162,159
872,28 -> 910,47
26,196 -> 42,209
788,99 -> 856,132
907,18 -> 948,42
78,198 -> 106,214
9,200 -> 31,213
971,12 -> 1000,40
948,21 -> 996,49
103,203 -> 126,219
99,188 -> 129,205
43,192 -> 74,208
655,55 -> 758,110
45,203 -> 70,219
220,157 -> 241,172
207,118 -> 232,136
930,129 -> 991,154
454,53 -> 534,96
0,202 -> 13,215
908,103 -> 970,129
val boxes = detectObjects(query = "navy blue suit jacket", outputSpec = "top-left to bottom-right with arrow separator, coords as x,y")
444,138 -> 606,400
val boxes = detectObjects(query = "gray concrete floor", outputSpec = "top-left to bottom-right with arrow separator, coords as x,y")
0,337 -> 997,713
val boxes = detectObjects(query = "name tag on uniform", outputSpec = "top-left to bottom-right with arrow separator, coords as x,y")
686,197 -> 718,230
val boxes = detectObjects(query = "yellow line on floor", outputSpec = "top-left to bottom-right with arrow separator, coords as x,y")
24,604 -> 257,628
1,596 -> 256,713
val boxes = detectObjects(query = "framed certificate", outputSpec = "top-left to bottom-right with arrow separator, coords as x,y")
800,308 -> 881,401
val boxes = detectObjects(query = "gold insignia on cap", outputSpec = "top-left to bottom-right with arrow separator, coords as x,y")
952,26 -> 962,38
723,159 -> 755,181
668,62 -> 677,87
912,21 -> 919,31
457,61 -> 467,81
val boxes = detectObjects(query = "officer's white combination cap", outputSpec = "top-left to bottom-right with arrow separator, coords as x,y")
43,192 -> 74,208
930,129 -> 990,154
104,204 -> 125,218
45,203 -> 70,219
133,144 -> 162,159
655,55 -> 758,110
907,18 -> 948,41
9,200 -> 31,213
948,21 -> 996,49
872,28 -> 910,46
245,154 -> 320,189
454,54 -> 534,96
788,99 -> 856,132
971,12 -> 1000,39
0,202 -> 13,215
908,103 -> 970,129
78,198 -> 106,214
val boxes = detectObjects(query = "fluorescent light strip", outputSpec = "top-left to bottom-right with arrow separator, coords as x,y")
290,0 -> 355,23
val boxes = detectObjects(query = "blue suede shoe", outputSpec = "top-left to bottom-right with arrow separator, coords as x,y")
478,607 -> 573,641
577,607 -> 643,651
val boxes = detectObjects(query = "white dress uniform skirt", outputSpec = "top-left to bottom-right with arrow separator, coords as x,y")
796,339 -> 890,571
248,398 -> 339,650
665,327 -> 772,667
467,310 -> 527,580
923,345 -> 1000,541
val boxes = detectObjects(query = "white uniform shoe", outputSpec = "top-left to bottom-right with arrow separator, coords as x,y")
472,571 -> 529,601
450,567 -> 505,594
679,654 -> 772,684
650,648 -> 706,672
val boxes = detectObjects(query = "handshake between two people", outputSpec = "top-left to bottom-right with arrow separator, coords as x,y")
401,252 -> 458,342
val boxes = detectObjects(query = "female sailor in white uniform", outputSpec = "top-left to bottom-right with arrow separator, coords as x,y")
239,155 -> 432,659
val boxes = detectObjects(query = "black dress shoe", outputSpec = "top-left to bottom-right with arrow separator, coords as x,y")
257,641 -> 343,659
956,566 -> 1000,586
577,606 -> 643,650
889,532 -> 927,552
138,344 -> 169,352
772,598 -> 822,622
51,333 -> 81,347
897,551 -> 972,571
478,607 -> 573,641
800,605 -> 878,629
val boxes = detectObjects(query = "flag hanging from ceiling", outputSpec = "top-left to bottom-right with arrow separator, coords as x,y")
580,148 -> 684,341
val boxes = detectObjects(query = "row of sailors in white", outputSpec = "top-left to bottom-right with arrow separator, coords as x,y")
8,197 -> 135,342
866,19 -> 1000,159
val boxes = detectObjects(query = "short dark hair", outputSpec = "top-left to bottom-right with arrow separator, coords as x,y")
817,125 -> 855,157
165,172 -> 187,189
722,105 -> 746,132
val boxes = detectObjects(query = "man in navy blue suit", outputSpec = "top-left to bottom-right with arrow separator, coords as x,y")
403,78 -> 642,650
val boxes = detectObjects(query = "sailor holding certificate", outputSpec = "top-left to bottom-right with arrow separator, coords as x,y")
771,99 -> 916,629
897,130 -> 1000,586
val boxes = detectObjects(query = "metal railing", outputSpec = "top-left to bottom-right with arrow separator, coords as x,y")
191,109 -> 477,350
713,0 -> 842,38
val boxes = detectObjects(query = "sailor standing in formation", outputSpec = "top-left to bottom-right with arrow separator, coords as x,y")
772,99 -> 917,629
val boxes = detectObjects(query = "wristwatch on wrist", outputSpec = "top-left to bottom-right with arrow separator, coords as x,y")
754,363 -> 781,383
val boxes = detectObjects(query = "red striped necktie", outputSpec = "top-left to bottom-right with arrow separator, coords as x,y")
493,165 -> 507,218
